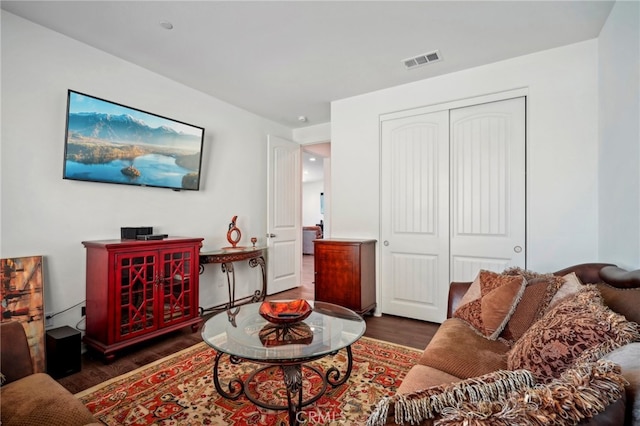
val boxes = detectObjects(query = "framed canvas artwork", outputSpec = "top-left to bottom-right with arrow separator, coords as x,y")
1,256 -> 46,372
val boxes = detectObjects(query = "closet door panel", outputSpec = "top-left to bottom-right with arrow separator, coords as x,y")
450,97 -> 526,282
380,111 -> 450,322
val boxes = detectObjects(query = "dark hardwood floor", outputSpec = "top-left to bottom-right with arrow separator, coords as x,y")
57,255 -> 439,394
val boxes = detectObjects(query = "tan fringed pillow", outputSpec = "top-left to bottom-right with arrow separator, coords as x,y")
366,369 -> 536,426
435,359 -> 627,425
453,270 -> 527,340
547,271 -> 584,310
507,285 -> 640,383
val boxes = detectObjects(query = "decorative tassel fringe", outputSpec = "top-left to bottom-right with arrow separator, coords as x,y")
368,360 -> 627,426
366,370 -> 536,426
434,360 -> 627,426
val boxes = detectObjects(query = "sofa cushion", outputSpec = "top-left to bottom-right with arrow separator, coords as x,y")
419,318 -> 510,379
453,270 -> 527,340
0,373 -> 99,425
396,364 -> 460,395
507,286 -> 640,382
603,342 -> 640,425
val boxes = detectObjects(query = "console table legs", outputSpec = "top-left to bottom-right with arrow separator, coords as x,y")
199,253 -> 267,315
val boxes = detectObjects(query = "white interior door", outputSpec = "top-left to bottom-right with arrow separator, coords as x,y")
266,135 -> 301,294
450,97 -> 526,281
380,110 -> 450,322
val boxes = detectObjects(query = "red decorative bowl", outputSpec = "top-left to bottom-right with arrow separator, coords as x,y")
259,299 -> 312,324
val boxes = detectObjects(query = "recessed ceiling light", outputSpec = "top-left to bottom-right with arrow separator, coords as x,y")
159,21 -> 174,30
309,157 -> 316,162
298,115 -> 308,122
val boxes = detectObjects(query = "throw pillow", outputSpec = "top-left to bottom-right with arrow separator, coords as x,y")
506,285 -> 640,382
546,271 -> 584,311
366,369 -> 536,426
498,268 -> 567,343
453,270 -> 527,340
434,359 -> 627,426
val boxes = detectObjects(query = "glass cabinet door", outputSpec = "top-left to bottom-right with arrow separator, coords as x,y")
159,248 -> 194,327
115,251 -> 159,340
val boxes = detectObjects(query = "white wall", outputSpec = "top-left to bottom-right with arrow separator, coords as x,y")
292,123 -> 331,145
303,180 -> 324,227
332,40 -> 600,280
0,12 -> 292,329
598,0 -> 640,270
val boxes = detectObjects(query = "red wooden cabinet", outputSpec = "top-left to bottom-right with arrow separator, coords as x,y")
313,239 -> 376,315
82,237 -> 203,361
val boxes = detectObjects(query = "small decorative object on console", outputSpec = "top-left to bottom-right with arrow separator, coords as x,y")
259,299 -> 312,324
223,215 -> 244,249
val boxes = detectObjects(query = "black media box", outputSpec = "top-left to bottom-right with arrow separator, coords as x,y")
121,226 -> 153,240
46,326 -> 81,379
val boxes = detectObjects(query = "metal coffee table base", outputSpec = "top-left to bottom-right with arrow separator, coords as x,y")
213,346 -> 354,426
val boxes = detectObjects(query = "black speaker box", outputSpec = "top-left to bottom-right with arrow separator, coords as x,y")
46,326 -> 81,379
121,226 -> 153,239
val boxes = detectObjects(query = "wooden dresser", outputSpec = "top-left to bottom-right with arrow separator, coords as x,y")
313,238 -> 376,315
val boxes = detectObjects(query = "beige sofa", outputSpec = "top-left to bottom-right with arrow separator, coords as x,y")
372,263 -> 640,425
0,321 -> 101,426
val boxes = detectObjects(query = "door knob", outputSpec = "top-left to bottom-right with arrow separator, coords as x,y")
383,240 -> 389,246
266,233 -> 276,238
514,246 -> 522,253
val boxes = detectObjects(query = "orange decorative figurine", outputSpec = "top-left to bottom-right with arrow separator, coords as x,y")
226,215 -> 242,248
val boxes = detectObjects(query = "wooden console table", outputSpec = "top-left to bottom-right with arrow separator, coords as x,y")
199,246 -> 267,314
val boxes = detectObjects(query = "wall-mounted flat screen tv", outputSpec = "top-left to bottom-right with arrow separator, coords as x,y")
63,90 -> 205,191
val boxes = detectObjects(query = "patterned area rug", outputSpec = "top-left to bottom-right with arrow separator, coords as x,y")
76,336 -> 421,425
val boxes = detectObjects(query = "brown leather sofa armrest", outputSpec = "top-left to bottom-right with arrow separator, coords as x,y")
447,281 -> 472,319
553,262 -> 616,284
0,321 -> 35,384
599,265 -> 640,289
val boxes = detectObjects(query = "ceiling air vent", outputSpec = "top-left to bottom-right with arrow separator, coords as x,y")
402,50 -> 442,70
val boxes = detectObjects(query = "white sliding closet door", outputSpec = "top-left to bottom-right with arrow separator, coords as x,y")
380,97 -> 526,323
450,97 -> 526,282
380,110 -> 450,321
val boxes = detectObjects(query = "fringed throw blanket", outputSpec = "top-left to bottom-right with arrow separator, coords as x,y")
367,369 -> 535,425
368,360 -> 627,426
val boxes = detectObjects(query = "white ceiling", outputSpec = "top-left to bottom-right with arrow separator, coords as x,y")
1,1 -> 615,128
302,150 -> 324,183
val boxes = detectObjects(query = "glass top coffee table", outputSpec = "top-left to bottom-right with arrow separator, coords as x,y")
201,300 -> 366,425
